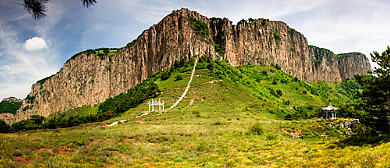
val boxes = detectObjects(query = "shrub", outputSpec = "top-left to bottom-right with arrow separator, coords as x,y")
192,111 -> 201,117
214,43 -> 225,56
261,70 -> 267,76
25,94 -> 36,103
269,88 -> 278,98
274,64 -> 281,70
248,123 -> 265,135
266,133 -> 278,140
213,121 -> 223,125
207,63 -> 214,70
283,100 -> 291,106
175,75 -> 183,81
189,17 -> 209,37
0,119 -> 10,133
161,71 -> 171,80
273,32 -> 281,41
72,137 -> 86,146
276,89 -> 283,97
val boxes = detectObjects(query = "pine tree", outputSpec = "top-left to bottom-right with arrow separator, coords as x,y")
355,46 -> 390,135
22,0 -> 97,20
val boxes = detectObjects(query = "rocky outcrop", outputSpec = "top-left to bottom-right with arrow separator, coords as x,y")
337,52 -> 371,80
2,8 -> 371,124
2,97 -> 22,103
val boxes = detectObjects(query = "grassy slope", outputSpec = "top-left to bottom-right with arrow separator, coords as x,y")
1,62 -> 389,167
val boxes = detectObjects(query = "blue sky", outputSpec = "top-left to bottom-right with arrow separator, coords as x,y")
0,0 -> 389,100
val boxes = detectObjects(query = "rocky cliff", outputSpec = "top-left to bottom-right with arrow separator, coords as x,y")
336,52 -> 371,80
2,8 -> 371,124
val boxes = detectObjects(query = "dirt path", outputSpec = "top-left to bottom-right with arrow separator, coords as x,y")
169,57 -> 198,110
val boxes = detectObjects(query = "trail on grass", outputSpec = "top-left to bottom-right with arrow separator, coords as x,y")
169,57 -> 198,110
104,53 -> 198,127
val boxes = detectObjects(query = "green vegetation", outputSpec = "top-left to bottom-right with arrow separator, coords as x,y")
0,100 -> 22,114
309,45 -> 334,66
36,74 -> 55,85
273,32 -> 281,41
214,43 -> 225,56
174,74 -> 183,81
257,18 -> 269,25
355,46 -> 390,135
188,17 -> 209,37
211,17 -> 226,56
0,120 -> 10,133
97,80 -> 160,120
160,71 -> 171,81
313,59 -> 322,65
248,123 -> 265,135
25,94 -> 36,103
66,48 -> 119,63
336,52 -> 364,59
2,55 -> 385,167
309,45 -> 334,54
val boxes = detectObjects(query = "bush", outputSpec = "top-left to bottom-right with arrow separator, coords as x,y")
261,70 -> 267,76
175,75 -> 183,81
72,137 -> 86,146
192,111 -> 201,117
161,71 -> 171,80
274,64 -> 281,70
207,63 -> 214,70
214,43 -> 225,56
248,123 -> 265,135
0,119 -> 10,133
269,88 -> 279,98
276,89 -> 283,97
273,32 -> 281,41
266,133 -> 278,140
272,79 -> 278,85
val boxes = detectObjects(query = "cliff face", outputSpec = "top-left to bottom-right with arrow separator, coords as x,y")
2,97 -> 22,103
3,8 -> 371,124
337,53 -> 371,80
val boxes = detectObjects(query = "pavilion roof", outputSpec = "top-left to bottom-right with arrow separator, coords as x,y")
322,102 -> 339,111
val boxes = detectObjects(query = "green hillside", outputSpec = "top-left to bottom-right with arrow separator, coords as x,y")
3,57 -> 388,167
0,100 -> 22,114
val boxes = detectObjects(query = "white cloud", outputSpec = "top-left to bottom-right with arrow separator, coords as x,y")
23,37 -> 48,51
0,23 -> 58,100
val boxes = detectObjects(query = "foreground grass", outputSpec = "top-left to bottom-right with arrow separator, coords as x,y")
1,115 -> 390,167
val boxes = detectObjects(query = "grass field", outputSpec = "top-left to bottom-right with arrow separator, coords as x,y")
1,60 -> 387,167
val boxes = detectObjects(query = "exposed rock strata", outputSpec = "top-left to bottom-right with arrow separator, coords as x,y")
2,8 -> 371,124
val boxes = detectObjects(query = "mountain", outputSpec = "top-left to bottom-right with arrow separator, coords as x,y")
0,97 -> 22,124
1,8 -> 370,124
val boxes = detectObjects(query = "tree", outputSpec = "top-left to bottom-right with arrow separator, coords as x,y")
0,119 -> 10,133
22,0 -> 97,20
30,115 -> 45,127
355,46 -> 390,135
